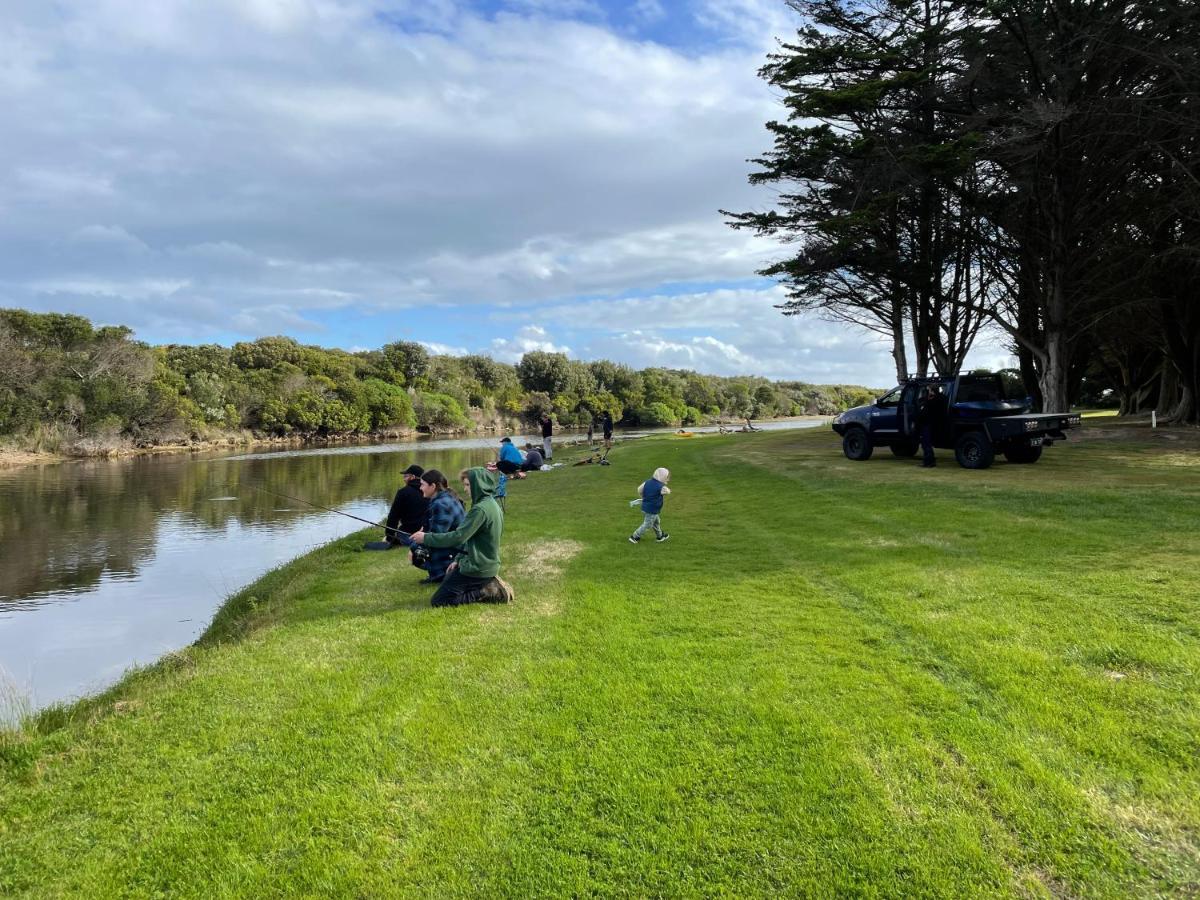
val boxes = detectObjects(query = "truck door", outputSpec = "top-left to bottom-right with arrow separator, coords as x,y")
869,387 -> 902,440
900,383 -> 921,437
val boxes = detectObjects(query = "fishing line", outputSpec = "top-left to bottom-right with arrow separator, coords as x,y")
250,485 -> 411,540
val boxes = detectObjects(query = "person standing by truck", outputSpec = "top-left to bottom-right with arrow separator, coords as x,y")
915,386 -> 947,468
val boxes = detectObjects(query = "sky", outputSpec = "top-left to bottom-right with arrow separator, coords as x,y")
1,0 -> 1011,388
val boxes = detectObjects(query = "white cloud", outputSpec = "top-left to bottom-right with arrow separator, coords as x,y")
629,0 -> 666,26
506,0 -> 605,18
71,225 -> 151,254
15,167 -> 116,198
31,278 -> 190,300
489,325 -> 571,363
693,0 -> 799,50
1,3 -> 779,317
583,312 -> 893,385
421,340 -> 471,356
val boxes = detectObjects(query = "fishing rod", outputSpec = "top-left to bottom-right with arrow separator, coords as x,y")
252,485 -> 411,540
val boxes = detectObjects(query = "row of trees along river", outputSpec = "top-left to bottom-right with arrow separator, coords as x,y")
726,0 -> 1200,422
0,309 -> 877,456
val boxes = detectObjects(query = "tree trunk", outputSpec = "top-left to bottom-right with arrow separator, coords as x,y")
1159,297 -> 1200,424
1166,382 -> 1197,424
1040,329 -> 1072,413
1016,344 -> 1044,411
891,294 -> 909,383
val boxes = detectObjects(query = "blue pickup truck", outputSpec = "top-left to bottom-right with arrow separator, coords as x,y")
831,373 -> 1081,469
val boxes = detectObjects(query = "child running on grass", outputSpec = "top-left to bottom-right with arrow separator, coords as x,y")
629,467 -> 671,544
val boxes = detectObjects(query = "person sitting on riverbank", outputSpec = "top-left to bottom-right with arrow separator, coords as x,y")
366,463 -> 428,550
413,469 -> 465,584
495,437 -> 526,476
521,443 -> 545,471
411,467 -> 513,606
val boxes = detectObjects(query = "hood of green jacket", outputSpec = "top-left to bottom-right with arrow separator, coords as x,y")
465,467 -> 499,505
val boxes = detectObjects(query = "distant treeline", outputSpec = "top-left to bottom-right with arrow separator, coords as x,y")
0,309 -> 877,453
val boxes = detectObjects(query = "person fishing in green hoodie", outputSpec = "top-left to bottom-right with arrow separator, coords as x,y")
410,466 -> 513,607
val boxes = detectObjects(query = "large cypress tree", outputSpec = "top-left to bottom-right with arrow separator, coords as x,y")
724,0 -> 987,383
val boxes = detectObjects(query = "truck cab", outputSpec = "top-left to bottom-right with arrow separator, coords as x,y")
832,373 -> 1081,469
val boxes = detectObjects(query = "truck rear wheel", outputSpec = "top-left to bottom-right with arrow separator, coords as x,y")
1003,444 -> 1044,464
954,431 -> 994,469
842,427 -> 874,461
890,440 -> 919,458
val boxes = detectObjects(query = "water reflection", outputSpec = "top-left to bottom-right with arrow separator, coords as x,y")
0,444 -> 492,710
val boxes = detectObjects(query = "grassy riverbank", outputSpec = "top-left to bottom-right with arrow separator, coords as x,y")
3,423 -> 1199,897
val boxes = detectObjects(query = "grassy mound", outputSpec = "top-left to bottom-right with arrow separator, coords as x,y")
2,424 -> 1198,897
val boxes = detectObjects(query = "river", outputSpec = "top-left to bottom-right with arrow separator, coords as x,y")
0,421 -> 822,714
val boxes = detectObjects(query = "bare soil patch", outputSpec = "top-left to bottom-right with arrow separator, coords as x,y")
508,539 -> 584,580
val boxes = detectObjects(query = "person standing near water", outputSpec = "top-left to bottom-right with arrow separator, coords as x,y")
540,414 -> 554,460
602,411 -> 614,450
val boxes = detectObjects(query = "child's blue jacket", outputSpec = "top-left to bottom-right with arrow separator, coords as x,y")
641,477 -> 667,514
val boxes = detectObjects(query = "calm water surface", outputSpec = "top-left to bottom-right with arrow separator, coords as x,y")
0,422 -> 822,712
0,438 -> 511,712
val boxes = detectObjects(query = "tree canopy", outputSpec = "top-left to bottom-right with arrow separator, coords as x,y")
728,0 -> 1200,419
0,309 -> 878,453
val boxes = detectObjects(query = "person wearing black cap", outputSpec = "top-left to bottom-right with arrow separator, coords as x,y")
365,463 -> 429,550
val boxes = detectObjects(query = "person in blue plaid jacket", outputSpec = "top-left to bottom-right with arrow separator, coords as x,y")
414,469 -> 466,584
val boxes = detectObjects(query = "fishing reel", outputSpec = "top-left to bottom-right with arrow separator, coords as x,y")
410,545 -> 432,569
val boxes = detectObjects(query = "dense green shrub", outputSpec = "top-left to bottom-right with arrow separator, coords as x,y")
414,392 -> 469,431
0,308 -> 881,447
636,402 -> 679,427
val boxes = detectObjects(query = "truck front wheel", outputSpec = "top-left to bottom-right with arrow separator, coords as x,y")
1003,444 -> 1044,464
954,432 -> 995,469
843,428 -> 874,461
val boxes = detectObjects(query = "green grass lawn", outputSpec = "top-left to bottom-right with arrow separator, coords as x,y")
3,425 -> 1199,898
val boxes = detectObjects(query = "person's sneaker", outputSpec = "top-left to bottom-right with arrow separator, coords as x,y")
656,533 -> 670,543
628,535 -> 639,543
479,577 -> 514,604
